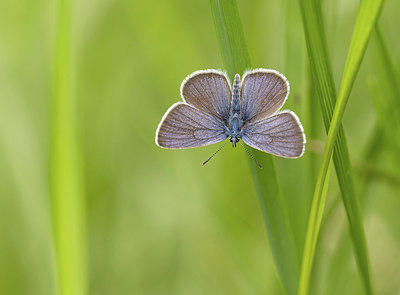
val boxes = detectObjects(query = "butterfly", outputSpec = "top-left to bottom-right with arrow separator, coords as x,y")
155,69 -> 306,168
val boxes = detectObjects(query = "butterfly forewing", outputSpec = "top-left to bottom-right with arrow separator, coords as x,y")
242,111 -> 305,158
181,70 -> 231,122
156,102 -> 227,149
241,69 -> 289,123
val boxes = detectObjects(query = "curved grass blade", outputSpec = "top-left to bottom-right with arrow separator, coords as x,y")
211,0 -> 300,294
50,0 -> 87,294
298,0 -> 385,294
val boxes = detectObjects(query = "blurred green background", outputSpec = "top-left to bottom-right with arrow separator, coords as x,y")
0,0 -> 399,294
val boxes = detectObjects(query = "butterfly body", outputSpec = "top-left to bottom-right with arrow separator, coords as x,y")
156,69 -> 306,164
227,73 -> 243,147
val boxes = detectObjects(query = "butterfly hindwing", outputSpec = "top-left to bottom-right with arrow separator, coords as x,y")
156,102 -> 227,149
242,111 -> 305,158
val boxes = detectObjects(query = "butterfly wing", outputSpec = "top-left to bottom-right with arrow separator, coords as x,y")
242,111 -> 305,158
156,102 -> 227,149
181,70 -> 232,123
241,69 -> 289,123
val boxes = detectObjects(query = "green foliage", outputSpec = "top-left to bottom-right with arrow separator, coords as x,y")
0,0 -> 399,294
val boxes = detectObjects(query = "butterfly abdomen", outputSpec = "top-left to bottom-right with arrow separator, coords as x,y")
230,74 -> 241,117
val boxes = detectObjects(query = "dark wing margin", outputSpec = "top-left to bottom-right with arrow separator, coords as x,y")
241,69 -> 289,123
242,111 -> 305,158
155,102 -> 227,149
181,70 -> 232,122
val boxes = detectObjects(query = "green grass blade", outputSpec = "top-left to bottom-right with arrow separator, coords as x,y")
50,0 -> 87,294
297,4 -> 352,293
298,156 -> 332,295
312,0 -> 385,293
303,72 -> 319,193
210,0 -> 251,78
211,1 -> 299,294
298,0 -> 385,294
370,26 -> 400,172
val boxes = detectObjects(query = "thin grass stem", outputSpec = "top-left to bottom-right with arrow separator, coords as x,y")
50,0 -> 87,294
211,0 -> 300,294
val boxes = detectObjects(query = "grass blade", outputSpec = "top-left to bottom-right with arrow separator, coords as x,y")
211,0 -> 299,294
298,0 -> 384,294
50,0 -> 87,294
210,0 -> 250,78
370,26 -> 400,172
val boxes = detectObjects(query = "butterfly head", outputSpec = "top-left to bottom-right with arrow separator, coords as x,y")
229,136 -> 240,148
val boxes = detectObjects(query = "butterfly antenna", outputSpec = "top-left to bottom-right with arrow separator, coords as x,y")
239,142 -> 263,169
202,141 -> 229,166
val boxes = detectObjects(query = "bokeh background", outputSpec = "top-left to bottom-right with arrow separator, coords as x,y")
0,0 -> 399,294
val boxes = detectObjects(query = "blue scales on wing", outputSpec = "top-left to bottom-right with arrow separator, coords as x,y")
240,69 -> 305,158
156,103 -> 227,149
241,69 -> 289,123
181,70 -> 232,123
242,111 -> 305,158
